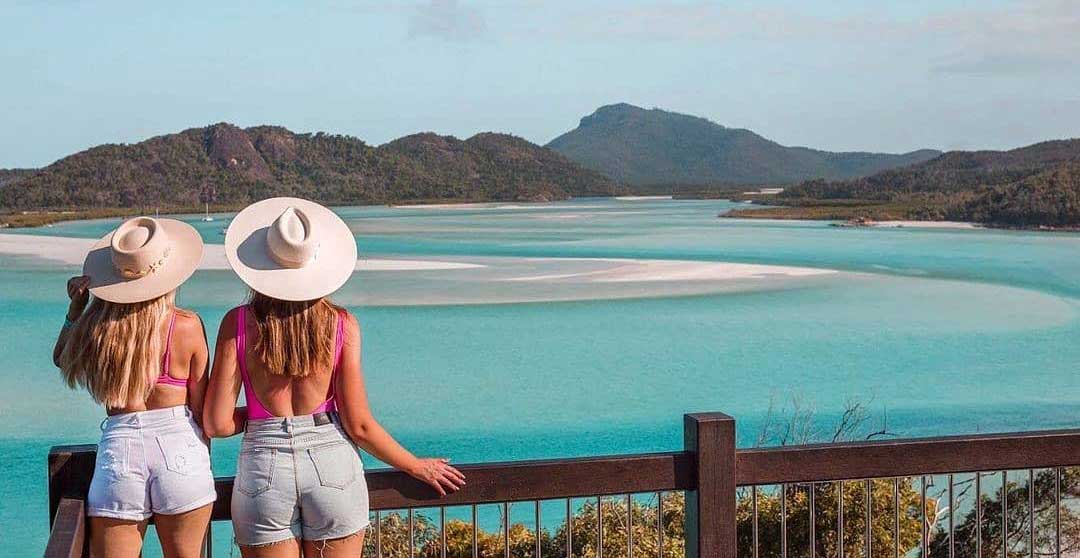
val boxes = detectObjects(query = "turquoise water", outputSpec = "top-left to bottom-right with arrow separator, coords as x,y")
3,198 -> 1079,555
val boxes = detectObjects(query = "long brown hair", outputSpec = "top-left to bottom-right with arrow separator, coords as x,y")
248,291 -> 343,377
59,291 -> 175,408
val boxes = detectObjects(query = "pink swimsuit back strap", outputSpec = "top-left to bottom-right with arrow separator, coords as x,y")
238,305 -> 345,420
156,312 -> 187,388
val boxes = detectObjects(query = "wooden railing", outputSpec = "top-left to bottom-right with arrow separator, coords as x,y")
44,413 -> 1080,558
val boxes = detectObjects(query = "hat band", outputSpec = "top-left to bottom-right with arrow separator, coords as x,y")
270,241 -> 321,269
118,247 -> 171,279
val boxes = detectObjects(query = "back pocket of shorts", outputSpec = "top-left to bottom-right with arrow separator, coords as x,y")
156,432 -> 206,476
308,442 -> 358,489
237,448 -> 276,497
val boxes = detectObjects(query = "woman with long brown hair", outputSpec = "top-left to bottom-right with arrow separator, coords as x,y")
204,198 -> 464,557
55,217 -> 215,558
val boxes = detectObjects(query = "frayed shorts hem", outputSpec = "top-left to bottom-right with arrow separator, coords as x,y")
234,530 -> 302,548
306,520 -> 371,543
235,520 -> 370,547
85,509 -> 152,522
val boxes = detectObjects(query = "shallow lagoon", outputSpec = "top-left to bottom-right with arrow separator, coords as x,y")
3,198 -> 1079,555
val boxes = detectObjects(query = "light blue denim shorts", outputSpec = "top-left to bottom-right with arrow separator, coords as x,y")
87,405 -> 217,521
231,413 -> 370,546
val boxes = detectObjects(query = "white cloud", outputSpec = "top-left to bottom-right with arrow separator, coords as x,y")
408,0 -> 487,41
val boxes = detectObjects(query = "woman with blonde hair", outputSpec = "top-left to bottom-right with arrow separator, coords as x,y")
205,198 -> 464,557
55,216 -> 215,558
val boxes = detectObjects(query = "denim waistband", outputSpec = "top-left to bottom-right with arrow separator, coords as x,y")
242,412 -> 351,450
101,405 -> 191,430
245,412 -> 339,433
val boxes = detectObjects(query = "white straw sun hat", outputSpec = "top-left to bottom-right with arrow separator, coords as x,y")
83,217 -> 205,304
224,197 -> 357,301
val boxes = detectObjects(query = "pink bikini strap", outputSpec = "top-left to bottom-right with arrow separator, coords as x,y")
161,311 -> 177,375
236,305 -> 251,383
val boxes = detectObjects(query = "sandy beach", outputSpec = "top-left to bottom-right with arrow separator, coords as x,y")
871,221 -> 981,229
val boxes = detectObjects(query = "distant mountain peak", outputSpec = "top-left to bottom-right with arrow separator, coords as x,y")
549,104 -> 940,186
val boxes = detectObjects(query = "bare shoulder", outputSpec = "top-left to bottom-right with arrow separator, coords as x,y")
172,307 -> 208,352
341,310 -> 362,343
217,307 -> 242,338
173,307 -> 202,328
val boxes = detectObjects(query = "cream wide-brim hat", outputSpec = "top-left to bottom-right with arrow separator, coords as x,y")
84,217 -> 205,304
224,197 -> 358,301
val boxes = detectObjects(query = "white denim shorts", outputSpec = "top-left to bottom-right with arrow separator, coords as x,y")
232,414 -> 370,546
87,405 -> 217,521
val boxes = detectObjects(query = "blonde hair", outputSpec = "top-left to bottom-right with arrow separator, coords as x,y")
59,291 -> 175,408
248,291 -> 342,377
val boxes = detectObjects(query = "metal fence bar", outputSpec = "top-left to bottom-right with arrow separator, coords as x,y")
1003,471 -> 1008,558
536,500 -> 543,558
950,474 -> 955,558
894,478 -> 901,558
752,486 -> 760,558
841,481 -> 846,558
626,494 -> 633,558
597,496 -> 603,558
1029,469 -> 1035,558
1055,468 -> 1061,558
977,473 -> 983,558
504,501 -> 511,558
811,483 -> 817,558
409,508 -> 415,558
865,479 -> 872,558
567,498 -> 573,558
473,505 -> 479,558
657,492 -> 663,558
782,484 -> 788,558
921,477 -> 927,558
441,507 -> 447,558
375,511 -> 382,558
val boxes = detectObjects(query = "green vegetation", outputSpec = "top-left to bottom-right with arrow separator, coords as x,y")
726,140 -> 1080,228
0,124 -> 621,214
547,103 -> 939,187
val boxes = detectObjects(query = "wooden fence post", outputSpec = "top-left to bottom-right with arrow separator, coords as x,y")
684,412 -> 737,558
47,445 -> 96,558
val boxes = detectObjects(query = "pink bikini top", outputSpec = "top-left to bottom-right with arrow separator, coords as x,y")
156,312 -> 188,388
235,305 -> 345,420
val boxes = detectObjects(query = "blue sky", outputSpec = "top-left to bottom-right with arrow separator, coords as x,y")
2,0 -> 1078,167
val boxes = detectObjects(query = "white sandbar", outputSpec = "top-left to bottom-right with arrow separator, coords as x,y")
0,234 -> 485,271
507,259 -> 835,283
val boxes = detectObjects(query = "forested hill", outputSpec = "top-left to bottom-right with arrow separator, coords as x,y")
776,139 -> 1080,227
784,139 -> 1080,199
0,124 -> 621,209
546,103 -> 941,186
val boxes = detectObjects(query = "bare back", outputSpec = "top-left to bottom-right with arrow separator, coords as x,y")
238,306 -> 340,417
115,308 -> 208,415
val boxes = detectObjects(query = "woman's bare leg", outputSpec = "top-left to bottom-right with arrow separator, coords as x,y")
89,517 -> 147,558
155,503 -> 213,558
302,530 -> 365,558
239,538 -> 302,558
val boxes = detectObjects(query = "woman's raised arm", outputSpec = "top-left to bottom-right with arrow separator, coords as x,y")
336,312 -> 466,497
53,276 -> 90,367
203,308 -> 247,437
